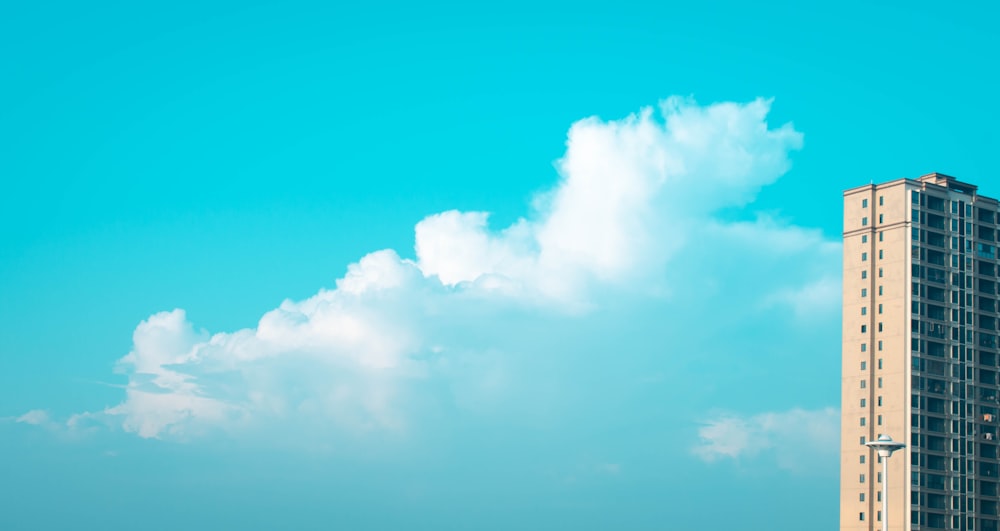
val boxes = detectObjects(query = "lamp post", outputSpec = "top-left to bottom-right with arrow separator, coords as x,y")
865,434 -> 906,531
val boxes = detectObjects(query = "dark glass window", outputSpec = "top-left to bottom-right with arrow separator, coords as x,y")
982,226 -> 997,242
926,249 -> 946,265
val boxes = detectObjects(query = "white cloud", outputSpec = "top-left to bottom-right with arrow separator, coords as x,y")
16,409 -> 51,426
415,211 -> 535,288
708,216 -> 839,256
693,407 -> 840,473
716,215 -> 842,318
414,97 -> 805,305
42,97 -> 840,441
764,276 -> 842,318
598,463 -> 622,475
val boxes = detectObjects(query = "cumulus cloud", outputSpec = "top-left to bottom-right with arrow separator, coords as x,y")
414,97 -> 804,304
103,252 -> 430,438
43,97 -> 839,441
693,408 -> 840,473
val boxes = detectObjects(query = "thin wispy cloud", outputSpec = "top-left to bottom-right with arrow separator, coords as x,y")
16,409 -> 51,426
693,407 -> 840,474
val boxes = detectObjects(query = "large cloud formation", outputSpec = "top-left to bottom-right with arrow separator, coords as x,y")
56,97 -> 837,445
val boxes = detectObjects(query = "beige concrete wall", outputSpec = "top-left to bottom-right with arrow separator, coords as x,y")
842,184 -> 878,531
842,180 -> 914,531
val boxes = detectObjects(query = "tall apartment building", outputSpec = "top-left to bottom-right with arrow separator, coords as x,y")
842,173 -> 1000,531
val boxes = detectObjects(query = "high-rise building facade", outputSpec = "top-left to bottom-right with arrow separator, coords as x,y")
842,173 -> 1000,531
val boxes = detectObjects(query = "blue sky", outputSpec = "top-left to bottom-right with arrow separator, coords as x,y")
1,1 -> 998,529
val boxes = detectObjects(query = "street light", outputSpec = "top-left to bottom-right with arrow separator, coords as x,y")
865,434 -> 906,531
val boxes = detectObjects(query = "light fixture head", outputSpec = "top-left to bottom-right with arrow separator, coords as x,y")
864,434 -> 906,457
